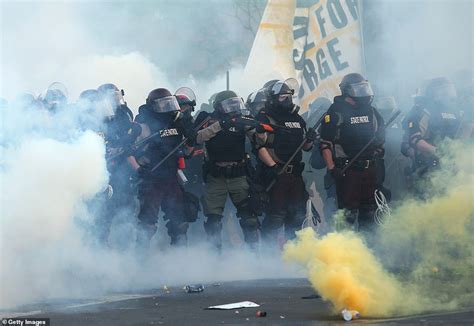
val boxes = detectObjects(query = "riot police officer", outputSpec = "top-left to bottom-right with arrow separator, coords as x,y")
256,79 -> 317,243
403,77 -> 461,181
98,83 -> 134,122
130,88 -> 195,247
87,84 -> 139,245
320,73 -> 385,231
195,90 -> 267,250
42,82 -> 68,112
246,88 -> 268,117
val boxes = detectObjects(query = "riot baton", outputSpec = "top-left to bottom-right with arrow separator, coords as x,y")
107,129 -> 161,161
324,109 -> 402,189
150,116 -> 212,173
265,113 -> 326,192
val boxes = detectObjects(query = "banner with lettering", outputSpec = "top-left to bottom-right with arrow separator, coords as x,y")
244,0 -> 364,113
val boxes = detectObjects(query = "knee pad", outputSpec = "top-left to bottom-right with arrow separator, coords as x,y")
183,191 -> 201,222
235,199 -> 252,219
166,221 -> 189,236
261,214 -> 285,231
204,214 -> 223,234
239,216 -> 260,230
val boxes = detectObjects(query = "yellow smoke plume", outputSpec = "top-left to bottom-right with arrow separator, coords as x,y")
284,140 -> 474,317
283,228 -> 407,316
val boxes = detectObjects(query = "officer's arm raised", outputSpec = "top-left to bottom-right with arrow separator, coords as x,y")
196,121 -> 222,144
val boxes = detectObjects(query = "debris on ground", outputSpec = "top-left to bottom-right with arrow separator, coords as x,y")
206,301 -> 260,310
184,284 -> 204,293
301,294 -> 321,299
256,310 -> 267,317
341,309 -> 361,321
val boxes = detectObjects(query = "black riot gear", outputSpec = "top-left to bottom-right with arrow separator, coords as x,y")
98,83 -> 125,108
79,89 -> 101,103
43,84 -> 67,111
339,73 -> 374,106
424,77 -> 458,109
246,88 -> 267,116
269,78 -> 299,114
205,91 -> 247,162
205,120 -> 246,162
213,90 -> 245,116
133,91 -> 194,246
321,96 -> 383,159
97,83 -> 133,121
146,88 -> 181,117
264,113 -> 305,163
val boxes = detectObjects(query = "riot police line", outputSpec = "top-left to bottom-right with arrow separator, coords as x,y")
2,74 -> 471,250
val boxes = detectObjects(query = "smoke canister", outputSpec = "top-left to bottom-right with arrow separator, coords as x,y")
341,309 -> 361,321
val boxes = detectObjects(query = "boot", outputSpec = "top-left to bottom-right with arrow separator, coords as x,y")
204,214 -> 223,251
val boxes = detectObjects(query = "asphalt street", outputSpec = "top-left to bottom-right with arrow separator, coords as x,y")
2,279 -> 473,325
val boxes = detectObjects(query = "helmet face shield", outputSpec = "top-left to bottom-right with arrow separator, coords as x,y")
99,99 -> 116,118
219,97 -> 245,114
175,87 -> 196,106
346,81 -> 374,98
432,83 -> 457,102
103,89 -> 125,108
150,95 -> 181,113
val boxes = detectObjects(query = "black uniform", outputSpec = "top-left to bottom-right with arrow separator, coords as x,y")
95,104 -> 139,245
320,96 -> 385,230
134,105 -> 192,246
403,100 -> 460,177
257,107 -> 311,241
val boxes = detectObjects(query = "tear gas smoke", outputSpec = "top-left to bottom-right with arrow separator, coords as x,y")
0,1 -> 288,311
0,1 -> 264,110
284,140 -> 474,317
283,228 -> 408,316
0,106 -> 299,310
363,0 -> 473,109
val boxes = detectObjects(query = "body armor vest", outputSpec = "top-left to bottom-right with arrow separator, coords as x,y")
137,109 -> 184,178
206,116 -> 246,162
427,107 -> 460,144
264,110 -> 305,163
334,102 -> 378,158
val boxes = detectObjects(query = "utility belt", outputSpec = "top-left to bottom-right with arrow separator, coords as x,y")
207,161 -> 247,179
276,162 -> 305,176
334,158 -> 376,170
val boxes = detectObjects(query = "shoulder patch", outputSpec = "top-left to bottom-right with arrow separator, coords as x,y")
324,114 -> 330,123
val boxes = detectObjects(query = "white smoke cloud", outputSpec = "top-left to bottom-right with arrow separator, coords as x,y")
363,0 -> 473,106
0,99 -> 300,309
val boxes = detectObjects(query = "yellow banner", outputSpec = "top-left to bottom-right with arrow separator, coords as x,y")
245,0 -> 364,113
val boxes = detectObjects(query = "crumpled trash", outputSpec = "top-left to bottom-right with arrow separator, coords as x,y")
184,284 -> 204,293
206,301 -> 260,310
256,311 -> 267,317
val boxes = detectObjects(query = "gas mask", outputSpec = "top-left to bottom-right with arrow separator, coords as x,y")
354,96 -> 373,107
